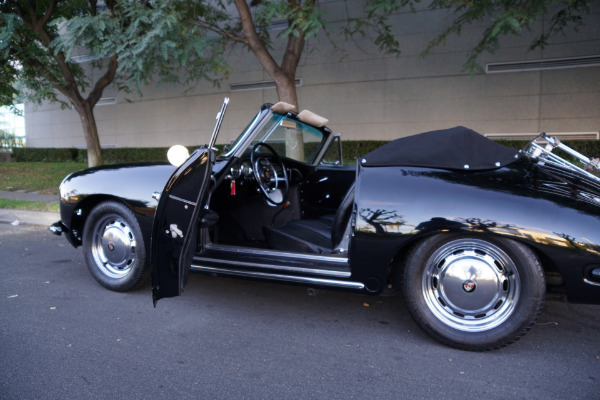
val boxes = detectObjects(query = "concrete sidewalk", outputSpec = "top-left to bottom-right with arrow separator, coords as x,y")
0,190 -> 57,202
0,208 -> 59,227
0,191 -> 59,227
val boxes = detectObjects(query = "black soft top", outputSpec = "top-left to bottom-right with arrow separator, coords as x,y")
360,126 -> 521,170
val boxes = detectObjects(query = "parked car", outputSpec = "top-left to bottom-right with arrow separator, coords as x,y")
50,98 -> 600,350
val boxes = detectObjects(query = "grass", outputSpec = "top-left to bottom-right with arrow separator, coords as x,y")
0,162 -> 86,211
0,162 -> 86,194
0,198 -> 60,212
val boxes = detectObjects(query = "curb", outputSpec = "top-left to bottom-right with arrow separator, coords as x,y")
0,208 -> 60,227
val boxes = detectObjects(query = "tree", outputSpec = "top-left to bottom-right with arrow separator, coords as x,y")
359,0 -> 599,73
3,0 -> 593,167
1,0 -> 403,166
211,0 -> 404,111
178,0 -> 598,110
197,0 -> 406,160
0,62 -> 18,107
222,0 -> 313,109
0,0 -> 229,167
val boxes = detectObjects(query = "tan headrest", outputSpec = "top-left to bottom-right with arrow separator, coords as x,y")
271,102 -> 297,114
298,110 -> 329,127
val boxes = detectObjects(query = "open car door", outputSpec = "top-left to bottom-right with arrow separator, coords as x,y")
151,98 -> 229,305
151,147 -> 213,305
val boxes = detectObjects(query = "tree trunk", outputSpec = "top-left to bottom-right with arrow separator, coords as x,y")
274,74 -> 299,110
74,101 -> 103,167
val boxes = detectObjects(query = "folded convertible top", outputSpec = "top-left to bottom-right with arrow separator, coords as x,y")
360,126 -> 522,170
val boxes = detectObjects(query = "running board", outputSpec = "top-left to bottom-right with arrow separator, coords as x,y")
190,264 -> 365,290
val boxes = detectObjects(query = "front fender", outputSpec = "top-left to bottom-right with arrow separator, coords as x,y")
58,162 -> 176,248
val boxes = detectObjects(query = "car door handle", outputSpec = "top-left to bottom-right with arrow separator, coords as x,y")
169,224 -> 184,239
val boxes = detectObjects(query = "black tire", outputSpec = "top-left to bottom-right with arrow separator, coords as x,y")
403,234 -> 545,351
82,201 -> 148,292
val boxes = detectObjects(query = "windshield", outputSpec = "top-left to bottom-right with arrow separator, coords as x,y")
223,108 -> 326,164
221,108 -> 267,159
249,114 -> 325,163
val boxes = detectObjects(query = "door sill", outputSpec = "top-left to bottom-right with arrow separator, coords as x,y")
190,264 -> 364,290
195,243 -> 351,278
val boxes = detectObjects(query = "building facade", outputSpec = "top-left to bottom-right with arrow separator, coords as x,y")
24,1 -> 600,149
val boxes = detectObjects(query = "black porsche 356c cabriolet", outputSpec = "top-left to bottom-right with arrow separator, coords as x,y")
51,98 -> 600,350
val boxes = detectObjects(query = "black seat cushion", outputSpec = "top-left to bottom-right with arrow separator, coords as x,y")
263,183 -> 355,254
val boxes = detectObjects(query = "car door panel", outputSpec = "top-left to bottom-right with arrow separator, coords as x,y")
151,148 -> 213,305
301,165 -> 356,218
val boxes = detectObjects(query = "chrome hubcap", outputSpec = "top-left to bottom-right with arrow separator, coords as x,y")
422,239 -> 520,332
91,216 -> 136,278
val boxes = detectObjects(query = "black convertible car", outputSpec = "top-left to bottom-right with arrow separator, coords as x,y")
51,98 -> 600,350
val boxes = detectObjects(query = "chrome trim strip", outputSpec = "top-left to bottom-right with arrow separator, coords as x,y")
195,256 -> 351,278
191,264 -> 364,290
583,278 -> 600,287
205,244 -> 348,264
168,195 -> 196,207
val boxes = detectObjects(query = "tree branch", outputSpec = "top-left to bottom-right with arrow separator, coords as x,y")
232,0 -> 282,80
281,31 -> 305,78
281,0 -> 307,78
13,2 -> 28,24
39,0 -> 58,28
88,54 -> 118,106
21,4 -> 81,98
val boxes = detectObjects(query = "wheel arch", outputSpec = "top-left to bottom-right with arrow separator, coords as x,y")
66,195 -> 152,249
388,235 -> 429,290
387,231 -> 552,292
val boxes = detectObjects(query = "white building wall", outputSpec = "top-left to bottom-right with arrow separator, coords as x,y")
25,1 -> 600,149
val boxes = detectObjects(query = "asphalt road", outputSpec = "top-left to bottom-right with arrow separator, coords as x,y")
1,224 -> 599,400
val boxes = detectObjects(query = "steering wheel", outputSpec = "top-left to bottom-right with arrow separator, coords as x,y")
250,142 -> 289,205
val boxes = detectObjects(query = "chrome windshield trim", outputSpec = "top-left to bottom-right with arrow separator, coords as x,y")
205,243 -> 349,264
195,256 -> 351,278
312,132 -> 338,166
224,108 -> 272,159
190,265 -> 364,290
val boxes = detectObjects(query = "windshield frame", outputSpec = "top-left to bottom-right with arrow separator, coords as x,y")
221,104 -> 332,165
221,105 -> 272,160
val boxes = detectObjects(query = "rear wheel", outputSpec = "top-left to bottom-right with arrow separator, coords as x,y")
82,201 -> 148,292
403,234 -> 545,350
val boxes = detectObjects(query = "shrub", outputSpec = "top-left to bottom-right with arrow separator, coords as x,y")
10,139 -> 600,164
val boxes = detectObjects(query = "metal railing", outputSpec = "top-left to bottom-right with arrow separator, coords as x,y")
0,131 -> 26,152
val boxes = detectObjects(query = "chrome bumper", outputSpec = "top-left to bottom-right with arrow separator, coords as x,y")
48,221 -> 66,236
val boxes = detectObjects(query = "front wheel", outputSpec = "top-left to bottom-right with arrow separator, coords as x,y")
403,234 -> 545,351
82,201 -> 148,292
